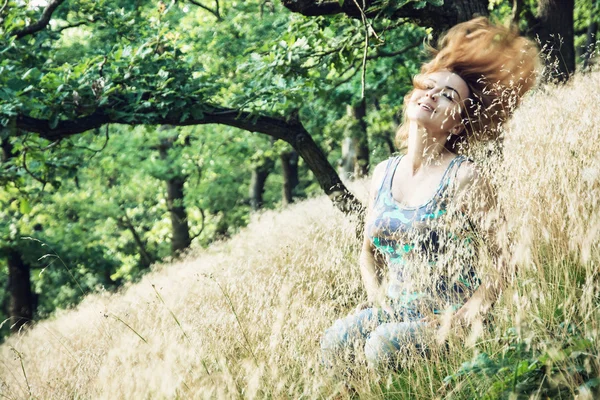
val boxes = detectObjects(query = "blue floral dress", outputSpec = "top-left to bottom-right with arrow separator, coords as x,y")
321,155 -> 479,367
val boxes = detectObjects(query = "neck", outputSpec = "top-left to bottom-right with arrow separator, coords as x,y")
406,122 -> 449,175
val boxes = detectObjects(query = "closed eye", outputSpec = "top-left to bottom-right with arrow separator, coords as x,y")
441,90 -> 457,102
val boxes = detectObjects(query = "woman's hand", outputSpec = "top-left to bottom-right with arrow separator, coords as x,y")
355,301 -> 396,317
381,304 -> 395,316
419,313 -> 441,328
354,301 -> 372,313
450,307 -> 470,328
452,291 -> 489,327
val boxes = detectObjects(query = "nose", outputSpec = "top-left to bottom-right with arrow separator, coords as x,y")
425,90 -> 438,101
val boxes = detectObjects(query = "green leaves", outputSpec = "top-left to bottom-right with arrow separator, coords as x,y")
444,327 -> 599,399
19,198 -> 31,214
21,68 -> 41,81
0,0 -> 427,340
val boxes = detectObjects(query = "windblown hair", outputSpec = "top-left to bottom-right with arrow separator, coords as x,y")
396,17 -> 540,153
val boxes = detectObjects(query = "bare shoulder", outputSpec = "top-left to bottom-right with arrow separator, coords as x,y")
454,158 -> 496,211
454,159 -> 483,192
371,160 -> 390,184
368,158 -> 393,202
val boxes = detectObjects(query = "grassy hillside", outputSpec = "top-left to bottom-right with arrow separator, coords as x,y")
1,72 -> 600,399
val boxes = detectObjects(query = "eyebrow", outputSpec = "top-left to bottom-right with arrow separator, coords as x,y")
445,86 -> 462,100
425,78 -> 462,101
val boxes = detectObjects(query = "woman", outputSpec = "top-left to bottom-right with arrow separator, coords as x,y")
321,17 -> 538,368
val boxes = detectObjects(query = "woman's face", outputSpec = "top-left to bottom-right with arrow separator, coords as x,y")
406,70 -> 470,137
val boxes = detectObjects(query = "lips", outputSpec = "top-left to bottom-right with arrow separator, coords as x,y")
418,102 -> 435,112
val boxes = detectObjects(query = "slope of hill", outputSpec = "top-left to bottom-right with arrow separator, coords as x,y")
0,192 -> 369,399
1,72 -> 600,399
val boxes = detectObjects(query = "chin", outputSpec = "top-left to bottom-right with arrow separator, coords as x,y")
410,114 -> 437,128
406,108 -> 426,122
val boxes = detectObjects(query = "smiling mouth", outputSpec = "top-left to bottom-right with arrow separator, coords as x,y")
418,103 -> 434,112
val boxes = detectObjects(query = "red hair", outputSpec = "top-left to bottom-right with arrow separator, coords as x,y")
396,17 -> 540,153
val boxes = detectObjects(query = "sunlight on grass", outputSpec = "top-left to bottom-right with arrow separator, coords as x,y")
1,73 -> 600,398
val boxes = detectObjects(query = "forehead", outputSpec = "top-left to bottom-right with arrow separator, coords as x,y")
425,71 -> 469,99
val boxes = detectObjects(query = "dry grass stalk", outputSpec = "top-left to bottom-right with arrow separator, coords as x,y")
1,73 -> 600,399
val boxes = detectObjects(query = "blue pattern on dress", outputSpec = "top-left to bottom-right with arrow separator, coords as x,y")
367,155 -> 479,315
320,155 -> 480,368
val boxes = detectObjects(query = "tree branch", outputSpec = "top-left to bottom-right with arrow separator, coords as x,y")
512,0 -> 523,26
119,208 -> 154,268
55,20 -> 89,33
281,0 -> 489,32
190,207 -> 205,241
16,106 -> 301,143
327,40 -> 421,89
0,0 -> 9,17
281,0 -> 343,16
366,40 -> 421,60
187,0 -> 221,20
12,0 -> 67,39
22,149 -> 48,187
15,103 -> 364,215
331,64 -> 359,88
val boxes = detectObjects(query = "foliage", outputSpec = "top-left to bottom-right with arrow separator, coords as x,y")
0,0 -> 432,338
574,0 -> 600,59
0,0 -> 596,357
0,70 -> 598,398
444,327 -> 600,399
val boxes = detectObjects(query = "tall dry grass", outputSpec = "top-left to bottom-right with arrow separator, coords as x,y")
0,194 -> 370,399
1,72 -> 599,399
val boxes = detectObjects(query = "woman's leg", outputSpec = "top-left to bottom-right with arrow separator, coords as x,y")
321,307 -> 391,367
363,321 -> 429,369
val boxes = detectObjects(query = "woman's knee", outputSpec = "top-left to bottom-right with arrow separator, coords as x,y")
320,308 -> 383,364
320,318 -> 352,354
364,322 -> 426,368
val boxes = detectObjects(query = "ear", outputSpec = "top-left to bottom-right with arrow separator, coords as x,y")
450,125 -> 464,136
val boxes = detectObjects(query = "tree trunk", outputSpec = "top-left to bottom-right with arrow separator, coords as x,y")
250,158 -> 275,210
339,100 -> 369,180
166,176 -> 192,255
282,0 -> 488,32
583,19 -> 598,70
339,136 -> 356,180
512,0 -> 523,25
1,139 -> 14,162
352,99 -> 369,179
289,125 -> 364,214
120,212 -> 154,269
535,0 -> 575,82
373,98 -> 397,155
214,212 -> 230,240
2,140 -> 34,333
280,150 -> 299,206
6,248 -> 34,332
157,133 -> 192,256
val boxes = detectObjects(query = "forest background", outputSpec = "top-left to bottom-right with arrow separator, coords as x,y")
0,0 -> 600,398
0,0 -> 597,353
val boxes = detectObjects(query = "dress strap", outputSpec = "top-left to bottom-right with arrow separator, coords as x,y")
438,155 -> 470,195
374,155 -> 403,205
451,156 -> 471,181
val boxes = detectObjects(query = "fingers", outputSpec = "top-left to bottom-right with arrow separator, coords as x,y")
354,301 -> 372,312
381,305 -> 395,316
420,314 -> 440,328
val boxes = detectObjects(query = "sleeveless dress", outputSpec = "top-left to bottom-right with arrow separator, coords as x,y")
367,154 -> 479,318
321,155 -> 479,367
